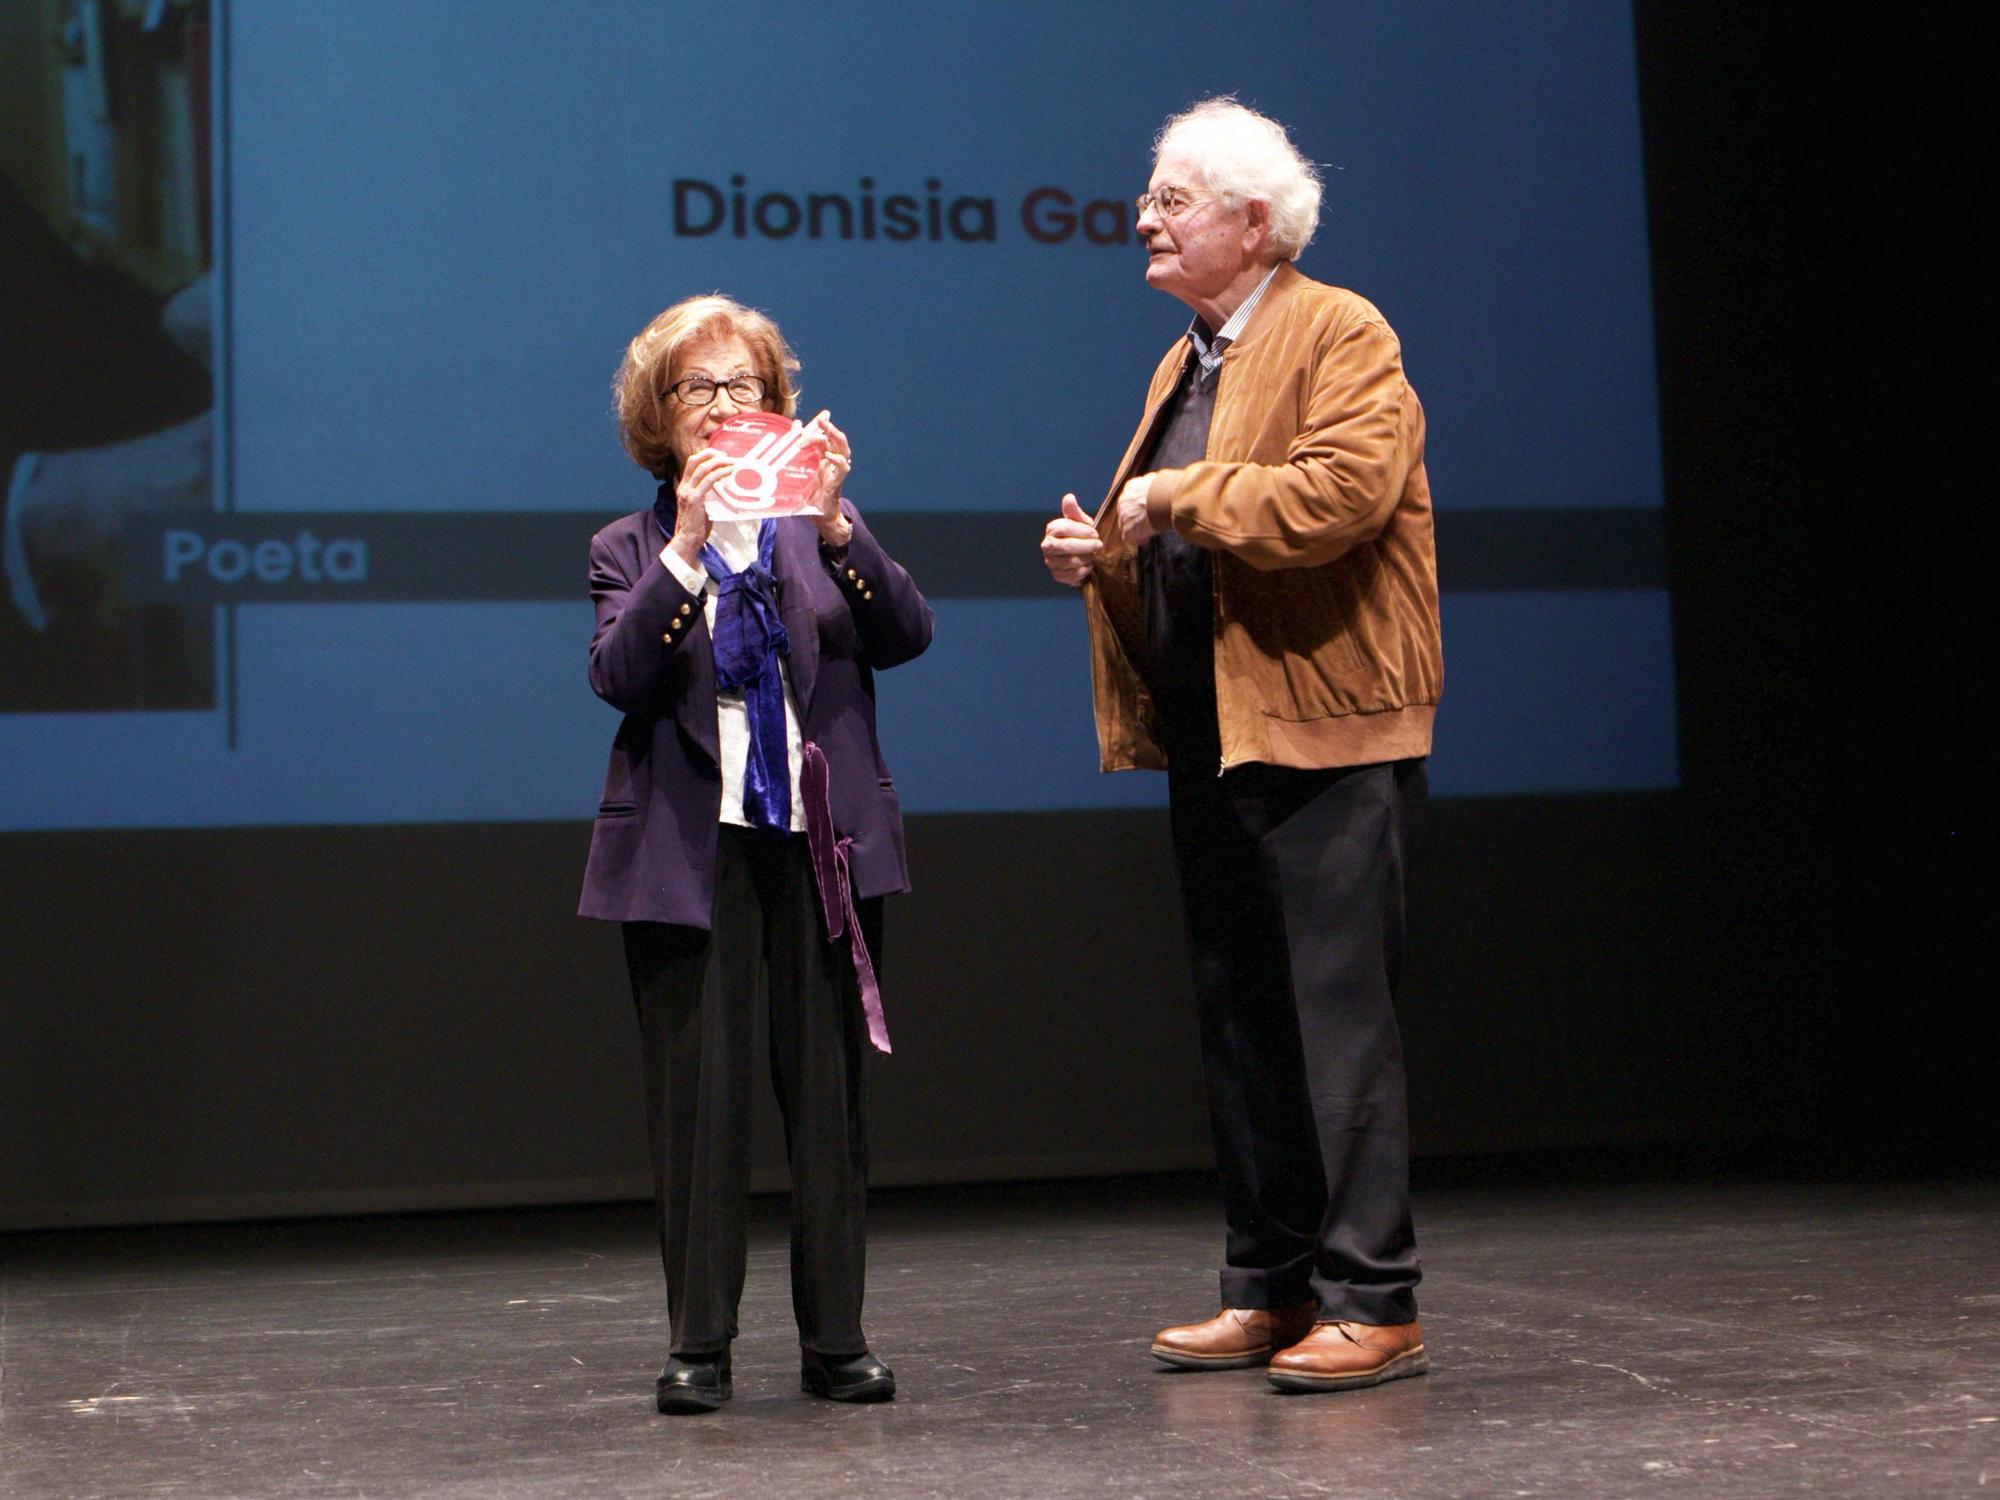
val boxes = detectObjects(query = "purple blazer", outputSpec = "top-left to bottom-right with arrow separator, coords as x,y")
578,502 -> 934,927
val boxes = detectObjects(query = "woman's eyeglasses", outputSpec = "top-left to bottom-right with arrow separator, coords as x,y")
666,375 -> 767,408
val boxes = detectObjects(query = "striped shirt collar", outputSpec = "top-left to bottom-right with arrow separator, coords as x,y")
1187,261 -> 1283,377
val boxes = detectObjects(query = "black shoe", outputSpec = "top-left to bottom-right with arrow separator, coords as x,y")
800,1348 -> 896,1402
655,1351 -> 731,1414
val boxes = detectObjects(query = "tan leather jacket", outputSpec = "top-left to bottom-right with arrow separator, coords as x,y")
1085,262 -> 1443,773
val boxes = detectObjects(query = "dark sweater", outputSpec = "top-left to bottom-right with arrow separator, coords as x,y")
1137,358 -> 1218,756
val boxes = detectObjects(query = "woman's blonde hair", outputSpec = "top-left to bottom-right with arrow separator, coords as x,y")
613,294 -> 801,478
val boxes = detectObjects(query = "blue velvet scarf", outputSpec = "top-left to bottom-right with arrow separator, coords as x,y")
698,521 -> 791,831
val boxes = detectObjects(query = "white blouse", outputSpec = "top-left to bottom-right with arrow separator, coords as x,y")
661,521 -> 805,832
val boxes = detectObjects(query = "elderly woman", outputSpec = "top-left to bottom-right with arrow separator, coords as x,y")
580,294 -> 932,1414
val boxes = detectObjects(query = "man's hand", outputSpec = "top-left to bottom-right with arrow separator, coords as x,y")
1040,493 -> 1102,587
6,412 -> 213,631
1115,472 -> 1164,546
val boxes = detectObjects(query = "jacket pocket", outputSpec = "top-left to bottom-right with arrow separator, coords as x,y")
596,800 -> 639,819
877,776 -> 904,824
1229,564 -> 1368,718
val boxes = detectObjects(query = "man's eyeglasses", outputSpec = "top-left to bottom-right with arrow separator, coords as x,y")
1134,185 -> 1210,222
666,374 -> 767,408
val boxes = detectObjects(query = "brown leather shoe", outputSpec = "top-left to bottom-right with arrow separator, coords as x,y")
1150,1303 -> 1318,1370
1267,1319 -> 1428,1391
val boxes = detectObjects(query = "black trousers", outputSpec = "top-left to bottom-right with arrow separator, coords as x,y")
622,826 -> 882,1358
1167,752 -> 1427,1326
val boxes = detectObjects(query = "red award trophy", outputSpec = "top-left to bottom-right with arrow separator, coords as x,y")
703,412 -> 826,520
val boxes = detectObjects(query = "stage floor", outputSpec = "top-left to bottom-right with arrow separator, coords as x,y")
3,1168 -> 1994,1498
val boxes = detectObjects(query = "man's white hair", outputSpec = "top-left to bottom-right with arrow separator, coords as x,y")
1154,97 -> 1323,260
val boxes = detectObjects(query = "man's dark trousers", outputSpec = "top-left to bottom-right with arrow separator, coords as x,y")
1166,743 -> 1426,1326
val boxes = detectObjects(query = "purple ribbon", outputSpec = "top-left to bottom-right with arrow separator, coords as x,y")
801,741 -> 891,1055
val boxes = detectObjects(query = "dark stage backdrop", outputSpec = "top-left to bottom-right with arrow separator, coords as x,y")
3,2 -> 1769,1230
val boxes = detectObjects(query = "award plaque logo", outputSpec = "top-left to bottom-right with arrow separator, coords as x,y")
704,412 -> 826,520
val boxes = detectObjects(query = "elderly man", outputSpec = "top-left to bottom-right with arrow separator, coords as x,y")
1041,98 -> 1442,1393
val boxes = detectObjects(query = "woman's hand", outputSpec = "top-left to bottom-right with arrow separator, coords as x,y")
667,447 -> 730,566
806,411 -> 854,549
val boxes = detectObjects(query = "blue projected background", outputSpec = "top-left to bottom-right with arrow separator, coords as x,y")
0,0 -> 1673,830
